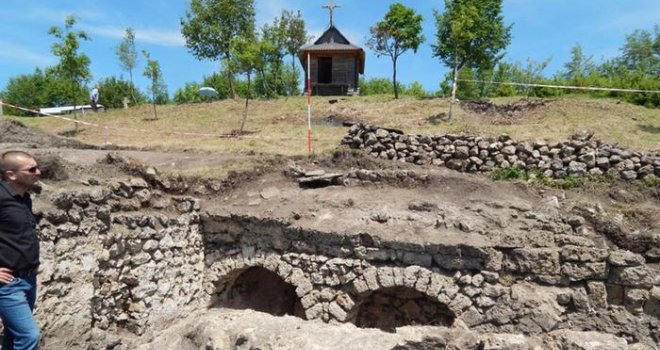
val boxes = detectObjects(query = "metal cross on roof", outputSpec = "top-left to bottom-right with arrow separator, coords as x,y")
322,1 -> 340,26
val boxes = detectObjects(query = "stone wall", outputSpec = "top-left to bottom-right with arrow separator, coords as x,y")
33,177 -> 207,348
202,214 -> 659,345
341,124 -> 660,181
23,171 -> 660,348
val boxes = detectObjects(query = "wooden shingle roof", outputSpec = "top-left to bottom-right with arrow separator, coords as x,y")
299,25 -> 365,73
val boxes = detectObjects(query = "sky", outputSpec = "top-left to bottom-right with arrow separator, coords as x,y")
0,0 -> 658,98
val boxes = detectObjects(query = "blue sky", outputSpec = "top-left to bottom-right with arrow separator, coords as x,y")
0,0 -> 658,97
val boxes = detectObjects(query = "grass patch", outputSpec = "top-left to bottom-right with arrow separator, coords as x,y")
642,175 -> 660,188
6,95 -> 659,157
490,166 -> 618,189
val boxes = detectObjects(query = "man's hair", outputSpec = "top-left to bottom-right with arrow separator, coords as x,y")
0,150 -> 34,180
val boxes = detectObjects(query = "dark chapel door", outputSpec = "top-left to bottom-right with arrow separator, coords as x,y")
318,57 -> 332,84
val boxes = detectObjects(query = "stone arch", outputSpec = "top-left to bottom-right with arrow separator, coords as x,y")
354,286 -> 456,331
213,266 -> 305,318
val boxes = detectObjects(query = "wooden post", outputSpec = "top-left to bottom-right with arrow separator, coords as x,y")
0,100 -> 3,116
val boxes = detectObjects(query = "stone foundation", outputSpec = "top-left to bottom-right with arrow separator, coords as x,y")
19,170 -> 659,349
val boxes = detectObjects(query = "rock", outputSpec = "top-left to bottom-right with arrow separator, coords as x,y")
260,187 -> 281,199
625,289 -> 649,315
455,146 -> 470,159
586,281 -> 608,309
502,145 -> 516,155
621,170 -> 637,180
407,200 -> 438,212
609,266 -> 654,287
547,329 -> 628,350
561,262 -> 607,281
561,246 -> 608,262
608,250 -> 645,267
504,248 -> 560,275
568,161 -> 587,175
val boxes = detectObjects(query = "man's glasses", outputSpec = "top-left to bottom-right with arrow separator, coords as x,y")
15,166 -> 40,174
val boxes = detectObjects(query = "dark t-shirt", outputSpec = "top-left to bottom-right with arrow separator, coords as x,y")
0,181 -> 40,271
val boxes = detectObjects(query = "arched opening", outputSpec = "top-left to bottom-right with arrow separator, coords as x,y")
355,286 -> 455,331
219,267 -> 305,318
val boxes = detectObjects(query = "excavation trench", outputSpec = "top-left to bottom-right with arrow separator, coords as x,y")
15,148 -> 659,349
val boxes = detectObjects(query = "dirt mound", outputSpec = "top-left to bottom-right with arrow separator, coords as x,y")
0,120 -> 97,149
315,114 -> 362,127
461,98 -> 549,123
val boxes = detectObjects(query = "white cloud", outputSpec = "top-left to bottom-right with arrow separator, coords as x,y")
20,6 -> 106,24
255,0 -> 294,27
82,24 -> 185,47
136,28 -> 186,47
596,8 -> 660,32
0,41 -> 53,66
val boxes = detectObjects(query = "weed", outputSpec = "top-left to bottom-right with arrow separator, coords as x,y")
642,175 -> 660,187
490,167 -> 526,180
490,166 -> 618,190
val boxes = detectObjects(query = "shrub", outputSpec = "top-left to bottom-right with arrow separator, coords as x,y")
360,77 -> 393,95
97,76 -> 146,108
490,166 -> 526,180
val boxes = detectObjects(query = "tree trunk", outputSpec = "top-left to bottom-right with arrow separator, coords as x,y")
291,55 -> 297,97
72,88 -> 79,133
239,72 -> 250,134
274,58 -> 281,96
259,69 -> 269,97
129,70 -> 136,105
225,55 -> 237,99
151,90 -> 158,120
449,63 -> 458,122
393,57 -> 398,99
228,69 -> 237,100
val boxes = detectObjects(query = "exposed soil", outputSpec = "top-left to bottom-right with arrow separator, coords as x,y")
460,98 -> 550,124
1,119 -> 658,349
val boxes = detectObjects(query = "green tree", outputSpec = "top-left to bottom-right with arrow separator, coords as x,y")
366,3 -> 424,99
492,62 -> 515,96
180,0 -> 255,99
261,15 -> 287,96
202,70 -> 233,99
142,50 -> 168,119
359,77 -> 394,95
563,44 -> 595,86
116,27 -> 139,104
173,82 -> 205,104
282,10 -> 308,96
230,36 -> 265,133
432,0 -> 512,120
47,15 -> 91,110
97,76 -> 146,109
620,27 -> 660,77
2,69 -> 69,115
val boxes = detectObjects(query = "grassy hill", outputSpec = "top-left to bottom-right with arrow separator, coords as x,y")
9,95 -> 660,159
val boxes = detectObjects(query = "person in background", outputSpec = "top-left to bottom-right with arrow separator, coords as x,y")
89,85 -> 100,112
0,150 -> 42,350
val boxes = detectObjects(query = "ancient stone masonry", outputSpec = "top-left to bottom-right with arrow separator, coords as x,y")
32,176 -> 207,348
341,124 -> 660,181
202,214 -> 659,346
25,160 -> 659,349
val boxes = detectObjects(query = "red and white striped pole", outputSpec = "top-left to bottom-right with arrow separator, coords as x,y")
306,52 -> 312,156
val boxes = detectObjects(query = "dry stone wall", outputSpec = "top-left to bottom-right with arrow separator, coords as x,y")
341,124 -> 660,181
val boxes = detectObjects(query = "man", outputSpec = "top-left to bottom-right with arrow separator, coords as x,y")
89,85 -> 100,112
0,150 -> 42,349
